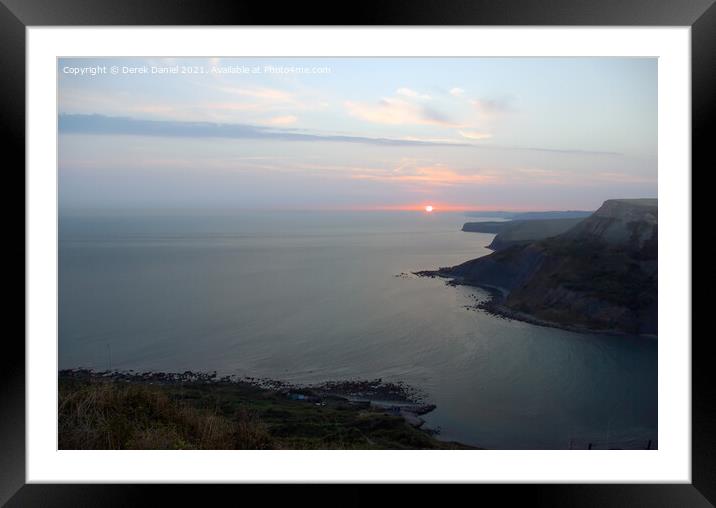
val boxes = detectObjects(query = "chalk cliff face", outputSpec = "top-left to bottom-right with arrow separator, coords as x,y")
562,198 -> 657,251
441,199 -> 657,335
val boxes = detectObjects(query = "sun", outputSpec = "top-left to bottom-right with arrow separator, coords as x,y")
425,205 -> 434,212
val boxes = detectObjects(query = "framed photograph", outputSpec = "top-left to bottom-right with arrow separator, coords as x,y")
5,0 -> 711,504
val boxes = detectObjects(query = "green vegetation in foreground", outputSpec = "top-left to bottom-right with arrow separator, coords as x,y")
59,375 -> 473,450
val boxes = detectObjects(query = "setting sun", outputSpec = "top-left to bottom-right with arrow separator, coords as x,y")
425,205 -> 434,212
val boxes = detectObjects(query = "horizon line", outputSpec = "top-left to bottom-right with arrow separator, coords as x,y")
58,204 -> 604,214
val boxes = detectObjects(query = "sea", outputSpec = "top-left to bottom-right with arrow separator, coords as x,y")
58,210 -> 657,449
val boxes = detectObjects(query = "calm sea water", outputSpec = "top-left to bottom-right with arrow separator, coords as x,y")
58,211 -> 657,449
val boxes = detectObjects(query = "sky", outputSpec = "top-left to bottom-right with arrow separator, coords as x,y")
58,57 -> 657,212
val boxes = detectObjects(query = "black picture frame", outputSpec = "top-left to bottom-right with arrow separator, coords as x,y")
3,0 -> 711,505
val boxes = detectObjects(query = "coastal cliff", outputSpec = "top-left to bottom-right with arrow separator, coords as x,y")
423,199 -> 657,335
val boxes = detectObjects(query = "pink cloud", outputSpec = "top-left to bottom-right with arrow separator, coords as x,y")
458,130 -> 492,141
261,115 -> 299,126
351,164 -> 498,186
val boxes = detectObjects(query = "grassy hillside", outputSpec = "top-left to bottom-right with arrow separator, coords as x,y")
59,372 -> 473,450
486,218 -> 585,250
462,218 -> 586,250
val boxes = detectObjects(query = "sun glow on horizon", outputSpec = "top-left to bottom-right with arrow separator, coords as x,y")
425,205 -> 434,212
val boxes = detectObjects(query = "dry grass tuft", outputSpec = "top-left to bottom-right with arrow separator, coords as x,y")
58,381 -> 273,450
